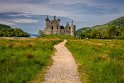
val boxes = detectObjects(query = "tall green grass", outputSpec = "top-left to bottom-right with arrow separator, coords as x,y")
0,38 -> 62,83
40,34 -> 76,39
66,39 -> 124,83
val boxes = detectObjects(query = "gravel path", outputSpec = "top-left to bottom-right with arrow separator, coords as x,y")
43,40 -> 81,83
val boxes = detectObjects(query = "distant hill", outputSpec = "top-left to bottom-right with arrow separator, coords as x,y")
0,24 -> 11,30
76,16 -> 124,39
107,16 -> 124,26
77,16 -> 124,32
76,27 -> 90,33
0,24 -> 30,37
92,16 -> 124,29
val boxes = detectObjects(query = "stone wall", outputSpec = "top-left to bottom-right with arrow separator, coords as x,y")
44,16 -> 76,36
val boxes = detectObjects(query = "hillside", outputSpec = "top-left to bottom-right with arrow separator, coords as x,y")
76,27 -> 90,34
76,16 -> 124,39
92,16 -> 124,29
0,24 -> 11,30
0,24 -> 30,37
107,16 -> 124,26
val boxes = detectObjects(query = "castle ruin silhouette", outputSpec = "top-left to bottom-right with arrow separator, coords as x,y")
44,15 -> 76,36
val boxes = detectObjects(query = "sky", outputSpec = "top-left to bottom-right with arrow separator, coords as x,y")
0,0 -> 124,34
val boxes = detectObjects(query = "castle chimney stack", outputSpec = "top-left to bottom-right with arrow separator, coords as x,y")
45,15 -> 49,21
54,16 -> 56,20
72,20 -> 73,25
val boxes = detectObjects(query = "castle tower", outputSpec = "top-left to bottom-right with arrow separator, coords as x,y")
51,16 -> 60,34
44,15 -> 60,35
44,15 -> 52,34
57,17 -> 60,35
71,20 -> 76,37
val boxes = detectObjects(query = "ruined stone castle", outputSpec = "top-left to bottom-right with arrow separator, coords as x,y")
44,16 -> 76,36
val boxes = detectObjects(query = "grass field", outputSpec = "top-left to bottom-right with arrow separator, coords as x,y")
0,38 -> 62,83
66,39 -> 124,83
1,36 -> 124,83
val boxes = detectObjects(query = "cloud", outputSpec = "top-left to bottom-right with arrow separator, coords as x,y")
51,3 -> 120,15
0,0 -> 123,21
8,13 -> 34,17
0,3 -> 72,17
95,0 -> 124,4
0,0 -> 124,33
0,0 -> 50,4
0,20 -> 15,25
0,18 -> 39,26
50,0 -> 95,4
12,19 -> 39,24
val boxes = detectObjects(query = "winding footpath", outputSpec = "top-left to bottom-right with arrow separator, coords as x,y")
43,40 -> 81,83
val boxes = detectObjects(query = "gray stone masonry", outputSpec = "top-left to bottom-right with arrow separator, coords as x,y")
44,15 -> 76,37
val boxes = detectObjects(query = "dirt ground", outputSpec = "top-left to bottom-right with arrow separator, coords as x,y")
43,40 -> 81,83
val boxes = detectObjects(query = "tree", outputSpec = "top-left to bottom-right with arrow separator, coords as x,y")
0,24 -> 30,37
91,29 -> 101,39
38,30 -> 45,37
107,25 -> 118,39
78,31 -> 85,39
83,29 -> 92,38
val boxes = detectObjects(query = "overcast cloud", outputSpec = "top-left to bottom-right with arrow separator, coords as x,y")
0,0 -> 124,34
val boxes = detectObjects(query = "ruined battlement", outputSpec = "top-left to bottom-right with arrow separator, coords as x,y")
44,15 -> 76,36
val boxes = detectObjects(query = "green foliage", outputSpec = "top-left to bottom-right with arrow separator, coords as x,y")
0,24 -> 30,37
0,38 -> 62,83
76,27 -> 90,38
107,16 -> 124,26
90,29 -> 101,39
77,16 -> 124,39
38,30 -> 46,37
66,39 -> 124,83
